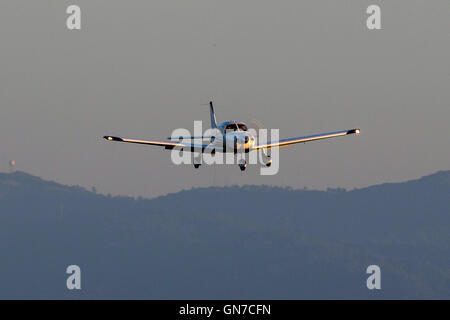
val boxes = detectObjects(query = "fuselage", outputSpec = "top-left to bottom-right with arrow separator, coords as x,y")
215,121 -> 255,152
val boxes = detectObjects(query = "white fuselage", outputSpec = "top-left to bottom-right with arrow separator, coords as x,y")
211,126 -> 255,153
226,131 -> 254,152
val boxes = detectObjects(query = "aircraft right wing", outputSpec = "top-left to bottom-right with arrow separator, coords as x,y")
253,129 -> 360,150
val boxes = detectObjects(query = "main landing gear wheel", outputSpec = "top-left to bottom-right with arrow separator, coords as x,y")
194,164 -> 201,169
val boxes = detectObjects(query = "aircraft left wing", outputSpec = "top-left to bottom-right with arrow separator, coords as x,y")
103,136 -> 221,152
253,128 -> 360,150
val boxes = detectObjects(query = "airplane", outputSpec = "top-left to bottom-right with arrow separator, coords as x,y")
103,101 -> 360,171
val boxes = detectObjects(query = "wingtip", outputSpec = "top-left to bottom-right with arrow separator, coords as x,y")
347,129 -> 361,135
103,136 -> 123,142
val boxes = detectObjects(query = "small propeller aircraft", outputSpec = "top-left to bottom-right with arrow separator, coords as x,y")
104,101 -> 360,171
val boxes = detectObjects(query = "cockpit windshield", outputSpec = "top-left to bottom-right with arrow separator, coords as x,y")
225,124 -> 237,132
225,123 -> 248,132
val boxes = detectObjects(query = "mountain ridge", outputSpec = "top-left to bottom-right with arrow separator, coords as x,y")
0,169 -> 449,299
2,169 -> 449,200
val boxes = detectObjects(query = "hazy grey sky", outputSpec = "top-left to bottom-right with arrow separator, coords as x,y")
0,1 -> 449,198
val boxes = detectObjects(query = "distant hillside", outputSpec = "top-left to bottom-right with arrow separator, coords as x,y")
1,171 -> 449,299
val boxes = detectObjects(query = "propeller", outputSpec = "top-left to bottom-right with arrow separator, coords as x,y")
249,118 -> 265,138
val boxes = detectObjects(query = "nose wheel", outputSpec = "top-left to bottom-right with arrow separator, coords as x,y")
194,164 -> 201,169
239,161 -> 247,171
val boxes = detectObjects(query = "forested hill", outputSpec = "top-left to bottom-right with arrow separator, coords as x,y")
1,170 -> 449,299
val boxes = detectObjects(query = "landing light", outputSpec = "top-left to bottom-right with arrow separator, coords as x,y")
355,129 -> 360,134
107,136 -> 113,141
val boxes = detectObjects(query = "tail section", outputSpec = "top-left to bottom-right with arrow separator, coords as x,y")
209,101 -> 217,129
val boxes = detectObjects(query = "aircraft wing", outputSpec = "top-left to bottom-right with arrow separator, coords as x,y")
253,129 -> 360,150
103,136 -> 221,152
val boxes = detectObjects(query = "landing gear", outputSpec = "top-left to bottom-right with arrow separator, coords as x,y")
239,161 -> 247,171
261,149 -> 272,167
193,154 -> 202,169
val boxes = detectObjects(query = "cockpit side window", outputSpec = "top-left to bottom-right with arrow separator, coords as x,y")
238,123 -> 248,131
